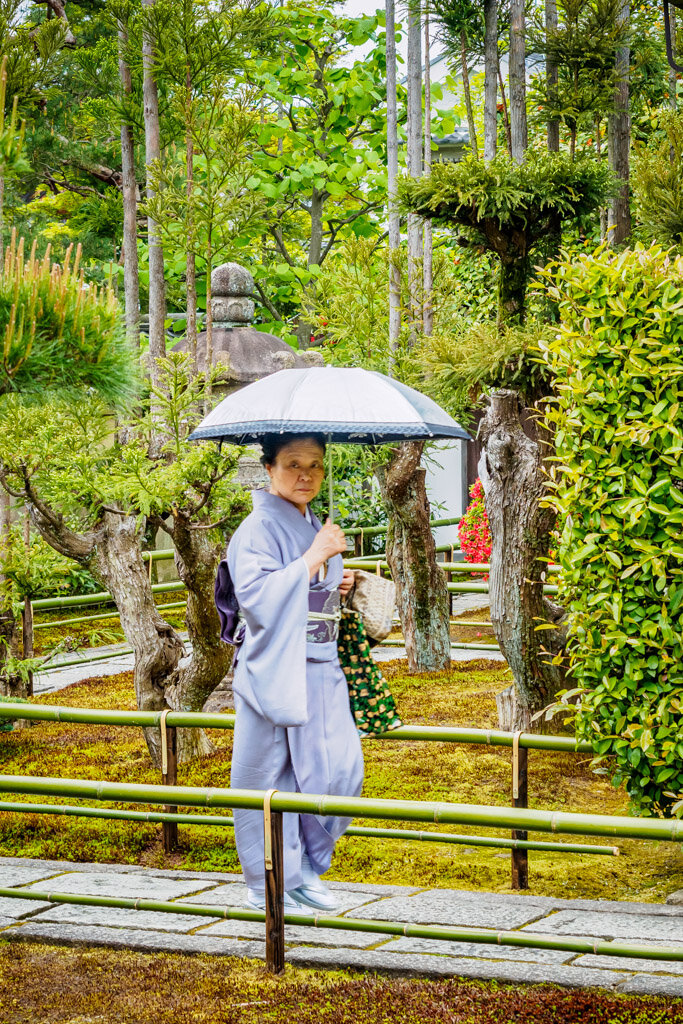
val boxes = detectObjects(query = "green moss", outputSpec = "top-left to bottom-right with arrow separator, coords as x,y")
1,662 -> 682,901
0,943 -> 680,1024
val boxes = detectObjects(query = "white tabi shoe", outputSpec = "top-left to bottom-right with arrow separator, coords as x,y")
286,854 -> 339,912
245,888 -> 309,917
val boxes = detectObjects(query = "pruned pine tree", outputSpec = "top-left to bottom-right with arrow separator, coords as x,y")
386,0 -> 401,352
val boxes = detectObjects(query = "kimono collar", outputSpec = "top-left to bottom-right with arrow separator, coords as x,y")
252,489 -> 318,542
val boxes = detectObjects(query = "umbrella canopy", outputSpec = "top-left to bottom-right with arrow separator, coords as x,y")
189,366 -> 470,445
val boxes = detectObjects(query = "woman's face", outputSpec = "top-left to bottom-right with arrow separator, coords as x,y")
266,438 -> 325,513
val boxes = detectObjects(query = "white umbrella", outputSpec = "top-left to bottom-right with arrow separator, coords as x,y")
190,366 -> 470,518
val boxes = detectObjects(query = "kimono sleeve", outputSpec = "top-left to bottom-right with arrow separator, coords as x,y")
230,519 -> 310,727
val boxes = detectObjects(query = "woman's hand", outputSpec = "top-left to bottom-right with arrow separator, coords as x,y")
303,519 -> 347,578
339,568 -> 355,598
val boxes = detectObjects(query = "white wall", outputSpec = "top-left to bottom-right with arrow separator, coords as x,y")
424,440 -> 468,551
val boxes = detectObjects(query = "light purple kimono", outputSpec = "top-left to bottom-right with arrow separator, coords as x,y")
227,489 -> 364,892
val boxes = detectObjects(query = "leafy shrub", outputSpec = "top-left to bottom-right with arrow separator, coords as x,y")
632,110 -> 683,246
458,479 -> 492,572
540,244 -> 683,815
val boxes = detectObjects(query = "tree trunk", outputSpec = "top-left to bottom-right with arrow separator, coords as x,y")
406,4 -> 423,334
607,0 -> 631,245
483,0 -> 499,160
296,187 -> 324,350
185,69 -> 198,370
423,7 -> 433,336
509,0 -> 528,162
142,0 -> 166,380
204,239 -> 213,414
26,504 -> 225,766
376,442 -> 450,673
545,0 -> 560,151
478,391 -> 566,730
497,66 -> 512,157
0,175 -> 4,255
0,490 -> 22,698
460,31 -> 479,160
669,7 -> 677,110
386,0 -> 401,353
118,25 -> 140,350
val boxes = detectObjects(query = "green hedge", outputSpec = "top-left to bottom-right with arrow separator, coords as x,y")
540,245 -> 683,816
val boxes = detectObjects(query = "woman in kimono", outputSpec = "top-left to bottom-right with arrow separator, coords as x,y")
226,434 -> 364,915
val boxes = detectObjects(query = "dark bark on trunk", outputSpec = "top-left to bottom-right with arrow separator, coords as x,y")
376,442 -> 451,673
296,187 -> 324,350
142,0 -> 166,380
460,32 -> 479,160
497,67 -> 512,157
478,391 -> 566,730
483,0 -> 499,160
25,503 -> 227,766
545,0 -> 560,151
608,0 -> 631,245
118,25 -> 140,350
509,0 -> 528,162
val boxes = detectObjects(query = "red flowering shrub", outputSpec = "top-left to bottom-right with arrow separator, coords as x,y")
458,478 -> 491,574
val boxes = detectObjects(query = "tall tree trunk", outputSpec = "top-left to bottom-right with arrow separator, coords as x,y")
509,0 -> 527,162
377,442 -> 450,673
204,239 -> 213,413
497,66 -> 512,157
296,187 -> 324,350
118,24 -> 140,350
669,6 -> 678,110
607,0 -> 631,245
478,391 -> 566,731
483,0 -> 499,160
423,6 -> 433,336
0,490 -> 22,699
185,71 -> 198,370
406,3 -> 423,334
25,503 -> 231,766
142,0 -> 166,381
0,176 -> 4,255
460,31 -> 479,160
386,0 -> 401,353
545,0 -> 560,151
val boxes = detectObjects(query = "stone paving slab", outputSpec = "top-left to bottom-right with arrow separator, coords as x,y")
0,897 -> 52,918
576,950 -> 683,975
620,974 -> 683,996
202,919 -> 383,948
528,911 -> 683,943
176,883 -> 381,916
31,904 -> 215,933
0,915 -> 16,929
355,890 -> 547,930
381,936 -> 574,965
24,870 -> 212,901
0,865 -> 65,888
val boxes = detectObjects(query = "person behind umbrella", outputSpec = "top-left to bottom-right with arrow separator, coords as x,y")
225,433 -> 364,914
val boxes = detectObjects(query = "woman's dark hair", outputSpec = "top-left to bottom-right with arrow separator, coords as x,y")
260,433 -> 327,467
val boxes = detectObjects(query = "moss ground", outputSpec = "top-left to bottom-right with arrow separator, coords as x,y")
1,660 -> 682,901
0,944 -> 680,1024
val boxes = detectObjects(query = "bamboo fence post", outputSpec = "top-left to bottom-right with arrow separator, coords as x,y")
21,597 -> 34,696
511,731 -> 529,889
263,788 -> 285,974
160,711 -> 178,853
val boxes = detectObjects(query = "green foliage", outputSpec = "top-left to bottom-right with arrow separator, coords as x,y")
527,0 -> 627,155
0,235 -> 138,407
0,525 -> 84,606
539,244 -> 683,816
418,320 -> 555,421
399,152 -> 614,322
632,110 -> 683,246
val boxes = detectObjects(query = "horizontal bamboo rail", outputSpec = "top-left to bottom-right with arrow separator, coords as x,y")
0,775 -> 680,842
0,801 -> 618,855
0,702 -> 594,751
33,601 -> 187,632
1,886 -> 680,963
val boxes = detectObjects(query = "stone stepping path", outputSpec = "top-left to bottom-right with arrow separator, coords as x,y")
1,857 -> 683,995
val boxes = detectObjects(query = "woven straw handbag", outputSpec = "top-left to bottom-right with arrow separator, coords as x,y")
347,569 -> 396,642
